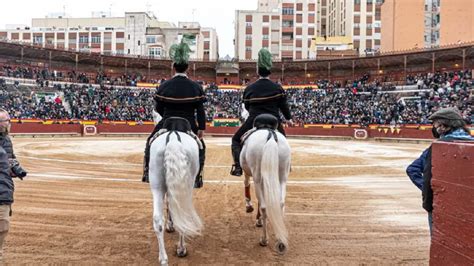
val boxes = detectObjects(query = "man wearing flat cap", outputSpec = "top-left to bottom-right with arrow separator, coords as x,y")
406,107 -> 473,235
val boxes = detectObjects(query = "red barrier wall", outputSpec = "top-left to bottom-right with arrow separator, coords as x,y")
96,124 -> 155,134
10,123 -> 82,134
10,123 -> 439,140
430,141 -> 474,265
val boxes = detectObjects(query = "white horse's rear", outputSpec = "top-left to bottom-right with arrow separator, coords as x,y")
241,129 -> 291,254
149,132 -> 202,265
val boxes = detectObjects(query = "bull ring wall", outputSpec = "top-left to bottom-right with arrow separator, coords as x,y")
430,141 -> 474,265
9,123 -> 438,141
9,123 -> 474,264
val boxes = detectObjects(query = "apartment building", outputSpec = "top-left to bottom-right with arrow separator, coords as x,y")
0,12 -> 219,60
381,0 -> 473,52
322,0 -> 383,54
235,0 -> 318,60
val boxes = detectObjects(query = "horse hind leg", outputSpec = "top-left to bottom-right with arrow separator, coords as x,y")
244,174 -> 254,213
152,189 -> 168,265
259,207 -> 268,247
280,181 -> 287,215
255,202 -> 263,227
165,202 -> 175,233
176,233 -> 187,257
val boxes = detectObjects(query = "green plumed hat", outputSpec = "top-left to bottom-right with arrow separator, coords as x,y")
257,48 -> 272,71
169,40 -> 191,65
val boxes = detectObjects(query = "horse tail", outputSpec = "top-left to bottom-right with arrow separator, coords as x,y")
164,133 -> 202,238
260,135 -> 288,247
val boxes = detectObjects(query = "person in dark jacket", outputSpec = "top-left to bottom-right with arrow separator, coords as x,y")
0,109 -> 27,260
142,42 -> 206,188
230,49 -> 293,176
406,107 -> 474,235
0,110 -> 27,179
0,146 -> 12,260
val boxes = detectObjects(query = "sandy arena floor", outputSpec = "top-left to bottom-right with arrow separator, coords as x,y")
4,137 -> 431,264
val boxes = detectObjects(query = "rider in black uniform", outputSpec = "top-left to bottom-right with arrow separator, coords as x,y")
230,49 -> 293,176
142,42 -> 206,188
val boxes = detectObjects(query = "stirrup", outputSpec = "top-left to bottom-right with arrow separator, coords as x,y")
230,164 -> 243,177
194,174 -> 203,189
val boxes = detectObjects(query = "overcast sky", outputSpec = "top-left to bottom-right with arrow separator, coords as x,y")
0,0 -> 258,57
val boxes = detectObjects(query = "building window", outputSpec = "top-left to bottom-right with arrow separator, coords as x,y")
91,36 -> 101,44
246,22 -> 252,28
245,47 -> 252,52
149,47 -> 162,57
138,40 -> 141,46
282,7 -> 294,15
128,49 -> 130,54
246,34 -> 252,40
79,36 -> 89,43
282,20 -> 294,27
146,36 -> 156,44
128,34 -> 130,40
373,22 -> 381,28
354,0 -> 361,4
33,36 -> 43,44
263,35 -> 269,40
367,24 -> 372,29
204,51 -> 210,55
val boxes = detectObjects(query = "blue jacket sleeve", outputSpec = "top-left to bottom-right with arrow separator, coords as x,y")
406,148 -> 429,191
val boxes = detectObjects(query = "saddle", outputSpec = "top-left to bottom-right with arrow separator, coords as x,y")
149,117 -> 203,149
253,114 -> 279,130
163,117 -> 192,132
241,114 -> 279,144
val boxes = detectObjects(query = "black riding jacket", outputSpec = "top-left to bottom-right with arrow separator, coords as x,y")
154,75 -> 206,131
243,79 -> 292,121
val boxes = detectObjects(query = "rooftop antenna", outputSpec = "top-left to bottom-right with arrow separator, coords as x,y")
109,3 -> 113,17
146,2 -> 152,16
192,8 -> 196,22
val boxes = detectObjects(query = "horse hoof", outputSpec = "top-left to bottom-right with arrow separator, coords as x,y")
275,241 -> 287,255
160,259 -> 168,266
246,205 -> 254,213
177,247 -> 187,258
166,225 -> 175,233
259,238 -> 268,247
255,219 -> 263,228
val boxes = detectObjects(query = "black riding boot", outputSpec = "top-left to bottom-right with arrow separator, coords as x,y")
230,144 -> 243,176
194,140 -> 206,188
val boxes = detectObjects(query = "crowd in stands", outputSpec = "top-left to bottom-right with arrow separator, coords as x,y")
62,85 -> 155,122
0,68 -> 472,126
1,65 -> 155,87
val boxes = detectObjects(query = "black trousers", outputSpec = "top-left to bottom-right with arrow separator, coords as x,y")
144,121 -> 206,177
231,116 -> 286,164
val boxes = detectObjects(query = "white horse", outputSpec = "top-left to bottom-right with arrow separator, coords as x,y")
149,119 -> 203,265
241,128 -> 291,254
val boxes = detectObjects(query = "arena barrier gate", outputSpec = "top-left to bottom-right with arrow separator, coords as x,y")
430,141 -> 474,265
